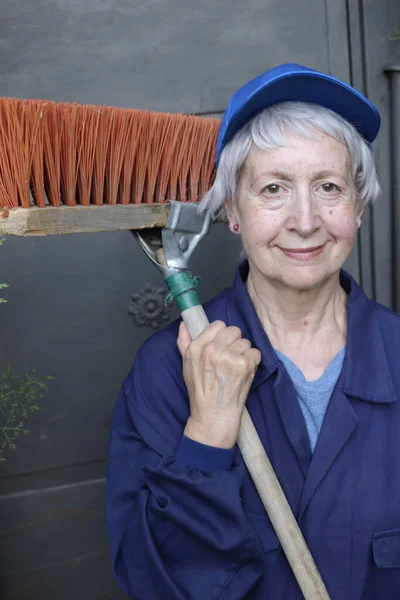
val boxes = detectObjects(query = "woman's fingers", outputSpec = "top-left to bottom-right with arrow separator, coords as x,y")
178,320 -> 240,358
176,321 -> 192,356
248,347 -> 262,371
178,320 -> 260,366
229,338 -> 252,355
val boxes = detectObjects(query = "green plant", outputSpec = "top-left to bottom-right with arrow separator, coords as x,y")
0,366 -> 51,460
0,237 -> 52,460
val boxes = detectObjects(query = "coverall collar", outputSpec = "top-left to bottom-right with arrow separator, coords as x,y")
227,260 -> 397,405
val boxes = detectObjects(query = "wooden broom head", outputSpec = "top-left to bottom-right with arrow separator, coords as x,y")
0,97 -> 220,210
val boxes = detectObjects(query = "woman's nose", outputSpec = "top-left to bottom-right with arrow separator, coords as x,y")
287,190 -> 321,235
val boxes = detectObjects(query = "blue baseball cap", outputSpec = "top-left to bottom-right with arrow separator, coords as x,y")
216,63 -> 381,165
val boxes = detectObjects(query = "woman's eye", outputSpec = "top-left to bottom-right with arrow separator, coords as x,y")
263,184 -> 281,194
321,182 -> 338,193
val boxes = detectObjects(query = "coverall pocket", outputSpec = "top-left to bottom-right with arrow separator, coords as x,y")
361,529 -> 400,599
372,528 -> 400,568
246,513 -> 280,553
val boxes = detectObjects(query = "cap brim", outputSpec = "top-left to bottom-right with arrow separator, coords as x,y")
217,68 -> 380,164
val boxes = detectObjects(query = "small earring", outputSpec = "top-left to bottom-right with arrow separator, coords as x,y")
233,224 -> 239,233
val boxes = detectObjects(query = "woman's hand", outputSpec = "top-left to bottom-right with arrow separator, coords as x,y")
177,320 -> 262,449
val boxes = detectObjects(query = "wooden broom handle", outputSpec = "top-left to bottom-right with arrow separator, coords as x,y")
181,303 -> 330,600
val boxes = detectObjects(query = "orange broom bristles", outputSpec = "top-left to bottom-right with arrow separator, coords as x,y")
43,101 -> 61,207
77,104 -> 100,206
24,101 -> 46,208
0,97 -> 220,209
0,98 -> 20,208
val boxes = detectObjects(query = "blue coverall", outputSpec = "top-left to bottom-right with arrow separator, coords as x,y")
106,261 -> 400,599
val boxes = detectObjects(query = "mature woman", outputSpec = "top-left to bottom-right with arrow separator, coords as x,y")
106,64 -> 400,599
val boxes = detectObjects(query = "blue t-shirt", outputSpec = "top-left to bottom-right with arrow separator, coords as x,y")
274,347 -> 346,452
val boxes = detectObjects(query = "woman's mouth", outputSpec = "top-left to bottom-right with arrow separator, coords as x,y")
278,244 -> 326,260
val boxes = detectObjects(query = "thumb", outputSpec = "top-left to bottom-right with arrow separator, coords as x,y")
177,321 -> 192,357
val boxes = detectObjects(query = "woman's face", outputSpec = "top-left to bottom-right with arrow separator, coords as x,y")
226,131 -> 362,291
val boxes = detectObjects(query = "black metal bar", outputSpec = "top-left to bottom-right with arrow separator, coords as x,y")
385,66 -> 400,311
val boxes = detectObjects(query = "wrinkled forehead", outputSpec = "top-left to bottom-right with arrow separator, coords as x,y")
242,131 -> 352,182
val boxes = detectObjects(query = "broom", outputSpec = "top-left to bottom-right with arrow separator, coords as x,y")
0,97 -> 330,599
0,98 -> 219,234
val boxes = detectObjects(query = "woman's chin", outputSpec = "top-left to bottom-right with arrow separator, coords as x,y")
248,254 -> 345,291
272,264 -> 337,291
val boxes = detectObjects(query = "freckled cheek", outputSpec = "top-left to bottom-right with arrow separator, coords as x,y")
325,208 -> 359,241
242,215 -> 281,247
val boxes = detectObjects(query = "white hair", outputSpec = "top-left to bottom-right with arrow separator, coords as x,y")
198,102 -> 381,222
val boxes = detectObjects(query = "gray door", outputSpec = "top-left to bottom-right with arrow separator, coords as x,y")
0,1 -> 398,598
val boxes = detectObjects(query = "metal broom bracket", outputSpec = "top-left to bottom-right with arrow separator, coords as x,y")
131,200 -> 211,276
161,200 -> 211,269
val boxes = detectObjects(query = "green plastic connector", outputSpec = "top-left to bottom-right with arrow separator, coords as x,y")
164,271 -> 201,312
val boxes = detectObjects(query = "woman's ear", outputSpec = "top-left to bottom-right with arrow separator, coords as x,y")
224,199 -> 240,233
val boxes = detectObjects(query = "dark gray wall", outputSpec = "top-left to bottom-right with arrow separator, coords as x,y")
1,0 -> 346,110
0,1 -> 398,598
